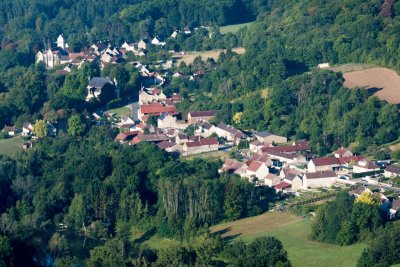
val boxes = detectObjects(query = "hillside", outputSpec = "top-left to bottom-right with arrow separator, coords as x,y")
343,68 -> 400,104
211,212 -> 365,267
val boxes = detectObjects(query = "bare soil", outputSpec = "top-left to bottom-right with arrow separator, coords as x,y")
343,67 -> 400,104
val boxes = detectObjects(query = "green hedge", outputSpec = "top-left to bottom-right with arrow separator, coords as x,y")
352,169 -> 384,178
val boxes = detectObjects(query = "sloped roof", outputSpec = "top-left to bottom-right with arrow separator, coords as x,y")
88,77 -> 112,88
392,199 -> 400,211
189,110 -> 218,118
385,165 -> 400,175
306,171 -> 337,179
217,122 -> 245,138
140,103 -> 176,115
311,157 -> 339,166
157,140 -> 175,149
248,161 -> 263,172
335,147 -> 352,155
275,182 -> 291,190
338,156 -> 365,165
354,160 -> 380,170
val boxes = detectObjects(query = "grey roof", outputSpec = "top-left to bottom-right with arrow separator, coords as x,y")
88,77 -> 112,88
255,131 -> 284,138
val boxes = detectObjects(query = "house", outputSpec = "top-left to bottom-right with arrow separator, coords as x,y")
245,161 -> 270,181
248,154 -> 273,167
157,140 -> 177,152
349,185 -> 372,198
353,160 -> 380,174
171,93 -> 182,102
157,113 -> 188,130
260,142 -> 311,155
334,147 -> 353,158
283,173 -> 303,191
120,116 -> 135,125
303,171 -> 337,188
194,120 -> 216,137
22,122 -> 34,136
138,102 -> 177,122
254,131 -> 287,144
215,122 -> 246,143
130,133 -> 169,145
384,165 -> 400,178
390,199 -> 400,219
176,133 -> 189,144
184,27 -> 192,35
119,124 -> 136,133
183,137 -> 218,155
171,30 -> 179,38
2,125 -> 16,136
86,77 -> 118,101
187,110 -> 218,123
307,157 -> 339,172
337,156 -> 365,167
57,34 -> 67,49
249,140 -> 267,153
115,131 -> 140,143
263,173 -> 281,187
267,151 -> 307,166
274,182 -> 292,193
138,40 -> 147,50
139,88 -> 167,104
220,159 -> 247,174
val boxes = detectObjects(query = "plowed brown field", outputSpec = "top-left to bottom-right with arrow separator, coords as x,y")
343,68 -> 400,104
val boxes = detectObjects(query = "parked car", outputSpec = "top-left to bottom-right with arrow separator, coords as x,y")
339,175 -> 350,180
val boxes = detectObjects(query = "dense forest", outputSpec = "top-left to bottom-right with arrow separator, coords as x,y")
1,0 -> 400,265
0,127 -> 277,266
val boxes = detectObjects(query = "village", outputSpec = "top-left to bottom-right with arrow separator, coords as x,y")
2,31 -> 400,224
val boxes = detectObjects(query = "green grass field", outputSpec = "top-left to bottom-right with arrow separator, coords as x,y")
104,106 -> 130,117
220,21 -> 254,34
0,136 -> 25,156
211,212 -> 365,267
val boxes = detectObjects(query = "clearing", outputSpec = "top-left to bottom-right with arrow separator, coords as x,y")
341,67 -> 400,104
210,211 -> 365,267
180,150 -> 229,161
172,48 -> 245,65
0,136 -> 25,157
220,21 -> 254,34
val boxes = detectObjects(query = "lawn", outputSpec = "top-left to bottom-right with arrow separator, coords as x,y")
180,150 -> 229,161
0,136 -> 25,157
220,21 -> 254,34
211,212 -> 366,267
104,106 -> 130,117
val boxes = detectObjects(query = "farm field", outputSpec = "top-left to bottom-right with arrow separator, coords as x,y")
0,136 -> 25,156
342,67 -> 400,104
172,47 -> 245,64
219,21 -> 254,34
211,212 -> 365,267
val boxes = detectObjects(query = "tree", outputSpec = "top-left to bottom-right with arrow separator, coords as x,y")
224,237 -> 291,267
0,236 -> 12,267
87,239 -> 126,267
48,233 -> 69,259
68,115 -> 86,136
33,119 -> 48,138
355,192 -> 378,205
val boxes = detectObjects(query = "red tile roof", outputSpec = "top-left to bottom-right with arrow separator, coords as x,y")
140,103 -> 176,115
338,156 -> 364,165
275,182 -> 291,190
335,147 -> 351,155
248,161 -> 263,172
311,157 -> 339,166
